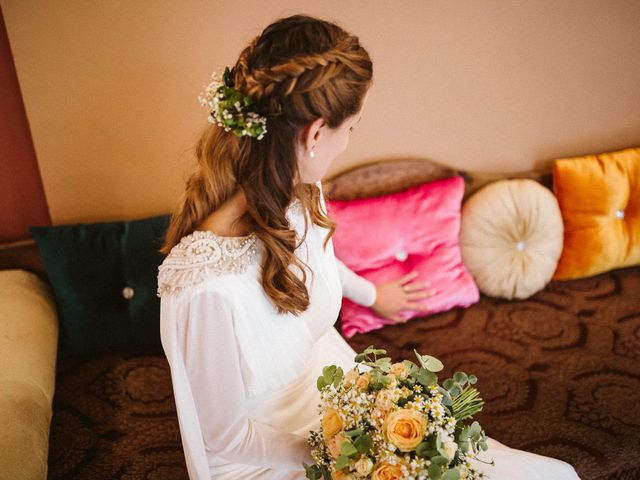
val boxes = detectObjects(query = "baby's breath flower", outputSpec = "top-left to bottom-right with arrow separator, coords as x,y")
197,66 -> 267,140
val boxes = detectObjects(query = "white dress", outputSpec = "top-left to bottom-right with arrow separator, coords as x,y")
157,181 -> 581,480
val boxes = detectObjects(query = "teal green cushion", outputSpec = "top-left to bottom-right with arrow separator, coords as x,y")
29,214 -> 169,358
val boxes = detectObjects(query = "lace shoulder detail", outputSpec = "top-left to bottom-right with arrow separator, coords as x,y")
157,230 -> 261,298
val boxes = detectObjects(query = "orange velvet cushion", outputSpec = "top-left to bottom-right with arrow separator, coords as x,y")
552,147 -> 640,280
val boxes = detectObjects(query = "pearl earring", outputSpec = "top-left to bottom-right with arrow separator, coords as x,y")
310,150 -> 315,158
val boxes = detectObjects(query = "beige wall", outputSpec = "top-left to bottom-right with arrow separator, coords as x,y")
2,0 -> 639,225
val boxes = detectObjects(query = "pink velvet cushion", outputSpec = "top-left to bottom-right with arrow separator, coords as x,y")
326,175 -> 479,338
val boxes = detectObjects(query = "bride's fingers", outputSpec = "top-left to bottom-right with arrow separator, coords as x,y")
403,284 -> 434,295
405,290 -> 433,300
398,271 -> 420,284
398,272 -> 431,288
405,300 -> 430,311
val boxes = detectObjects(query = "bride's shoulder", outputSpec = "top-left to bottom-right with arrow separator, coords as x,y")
156,230 -> 261,298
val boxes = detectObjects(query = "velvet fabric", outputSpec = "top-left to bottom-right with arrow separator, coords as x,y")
29,214 -> 169,358
0,269 -> 58,480
460,179 -> 564,299
326,176 -> 479,338
552,147 -> 640,280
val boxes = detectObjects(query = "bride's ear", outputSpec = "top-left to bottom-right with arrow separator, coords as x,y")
299,118 -> 325,152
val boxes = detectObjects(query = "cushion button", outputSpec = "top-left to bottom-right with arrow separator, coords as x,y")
615,209 -> 625,219
395,249 -> 408,261
122,286 -> 135,300
516,240 -> 527,251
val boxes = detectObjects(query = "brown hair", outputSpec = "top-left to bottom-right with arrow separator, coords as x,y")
159,14 -> 373,315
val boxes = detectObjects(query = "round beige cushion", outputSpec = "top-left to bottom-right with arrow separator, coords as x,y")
460,179 -> 564,299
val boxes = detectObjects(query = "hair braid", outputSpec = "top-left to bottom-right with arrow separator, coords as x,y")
237,36 -> 366,100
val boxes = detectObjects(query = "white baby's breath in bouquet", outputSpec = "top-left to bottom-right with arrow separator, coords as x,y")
303,346 -> 494,480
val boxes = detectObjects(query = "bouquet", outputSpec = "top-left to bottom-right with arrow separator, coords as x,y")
303,346 -> 494,480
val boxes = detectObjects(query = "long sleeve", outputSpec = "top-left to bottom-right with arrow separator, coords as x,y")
315,180 -> 377,308
335,257 -> 377,307
178,289 -> 314,470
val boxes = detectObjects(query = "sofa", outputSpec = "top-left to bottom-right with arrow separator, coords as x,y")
1,158 -> 638,480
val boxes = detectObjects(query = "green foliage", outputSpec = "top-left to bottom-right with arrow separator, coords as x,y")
303,463 -> 324,480
340,440 -> 358,457
335,454 -> 352,470
316,365 -> 343,391
414,349 -> 444,372
417,368 -> 438,387
442,468 -> 461,480
354,434 -> 373,454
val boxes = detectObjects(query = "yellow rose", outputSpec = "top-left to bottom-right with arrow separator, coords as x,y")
327,432 -> 348,459
356,371 -> 371,391
389,362 -> 409,379
371,461 -> 405,480
322,408 -> 343,439
344,369 -> 359,384
375,389 -> 400,412
383,408 -> 427,452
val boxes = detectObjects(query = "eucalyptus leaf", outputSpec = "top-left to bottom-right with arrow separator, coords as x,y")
332,367 -> 344,388
469,421 -> 481,438
423,355 -> 444,372
428,463 -> 442,480
340,440 -> 358,457
403,360 -> 418,372
375,357 -> 392,372
453,372 -> 468,384
317,377 -> 327,391
432,455 -> 450,466
468,374 -> 478,384
443,378 -> 455,390
417,369 -> 437,386
354,434 -> 373,454
303,462 -> 322,480
442,468 -> 460,480
449,385 -> 462,397
416,441 -> 430,457
438,386 -> 453,406
334,454 -> 351,470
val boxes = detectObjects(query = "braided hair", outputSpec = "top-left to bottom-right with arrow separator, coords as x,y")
160,14 -> 373,316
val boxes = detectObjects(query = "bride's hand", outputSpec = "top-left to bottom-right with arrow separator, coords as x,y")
370,271 -> 433,323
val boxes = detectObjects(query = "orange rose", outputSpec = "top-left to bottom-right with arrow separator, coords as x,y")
344,369 -> 359,384
389,362 -> 409,379
356,371 -> 371,391
332,469 -> 357,480
322,408 -> 343,439
383,408 -> 427,452
327,432 -> 348,459
371,461 -> 405,480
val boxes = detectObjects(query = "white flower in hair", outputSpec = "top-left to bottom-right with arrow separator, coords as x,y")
197,66 -> 267,140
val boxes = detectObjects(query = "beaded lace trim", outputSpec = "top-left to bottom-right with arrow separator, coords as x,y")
156,198 -> 302,298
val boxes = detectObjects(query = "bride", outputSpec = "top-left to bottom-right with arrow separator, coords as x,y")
157,13 -> 581,480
